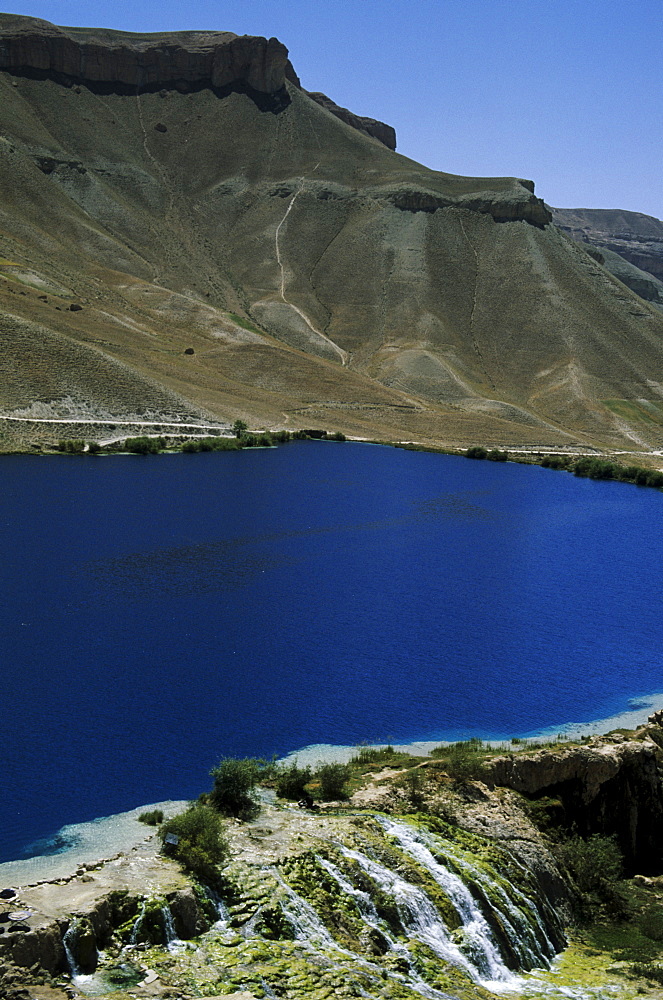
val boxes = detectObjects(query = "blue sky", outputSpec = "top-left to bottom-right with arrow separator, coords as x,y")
4,0 -> 661,217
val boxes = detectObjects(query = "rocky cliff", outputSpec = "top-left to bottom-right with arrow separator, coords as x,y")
487,715 -> 663,873
0,14 -> 294,94
307,91 -> 396,149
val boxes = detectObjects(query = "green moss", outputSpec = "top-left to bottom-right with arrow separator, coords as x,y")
407,940 -> 493,1000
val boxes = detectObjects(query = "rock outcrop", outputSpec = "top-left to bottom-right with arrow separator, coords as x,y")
0,13 -> 293,94
307,91 -> 396,150
487,719 -> 663,873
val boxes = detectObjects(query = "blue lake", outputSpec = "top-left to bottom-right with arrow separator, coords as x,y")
1,441 -> 663,863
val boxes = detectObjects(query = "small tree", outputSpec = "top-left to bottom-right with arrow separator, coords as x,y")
209,757 -> 265,819
232,419 -> 248,438
160,803 -> 229,885
315,762 -> 350,801
276,762 -> 312,801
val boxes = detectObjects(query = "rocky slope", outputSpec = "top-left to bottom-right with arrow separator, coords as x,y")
5,720 -> 663,999
552,207 -> 663,285
2,15 -> 663,453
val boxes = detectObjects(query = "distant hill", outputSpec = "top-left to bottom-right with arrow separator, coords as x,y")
2,15 -> 663,452
552,207 -> 663,284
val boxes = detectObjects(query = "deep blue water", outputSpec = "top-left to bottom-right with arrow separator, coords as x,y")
1,442 -> 663,863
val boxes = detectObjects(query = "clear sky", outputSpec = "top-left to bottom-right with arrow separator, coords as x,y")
4,0 -> 662,218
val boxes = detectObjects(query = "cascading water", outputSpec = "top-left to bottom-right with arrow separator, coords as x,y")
339,842 -> 513,986
129,898 -> 146,945
379,818 -> 561,973
161,903 -> 185,953
62,918 -> 81,978
270,869 -> 338,947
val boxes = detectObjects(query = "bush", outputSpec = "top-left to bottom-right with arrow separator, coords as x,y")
554,834 -> 627,918
486,449 -> 508,462
351,745 -> 396,765
87,441 -> 101,454
58,439 -> 86,454
160,803 -> 229,885
124,436 -> 164,454
209,757 -> 268,819
465,446 -> 488,460
315,762 -> 350,801
138,808 -> 164,826
232,419 -> 248,438
275,762 -> 312,800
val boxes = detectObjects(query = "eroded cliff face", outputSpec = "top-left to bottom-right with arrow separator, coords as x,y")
487,715 -> 663,873
0,14 -> 293,94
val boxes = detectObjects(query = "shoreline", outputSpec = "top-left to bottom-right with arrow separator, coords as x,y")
280,692 -> 663,767
3,693 -> 662,887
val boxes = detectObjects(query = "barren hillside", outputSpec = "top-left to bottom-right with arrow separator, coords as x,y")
2,15 -> 663,452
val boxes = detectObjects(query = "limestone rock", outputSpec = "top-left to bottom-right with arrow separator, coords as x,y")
168,886 -> 209,938
487,733 -> 663,872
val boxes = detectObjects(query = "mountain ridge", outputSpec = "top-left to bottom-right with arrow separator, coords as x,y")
1,16 -> 663,455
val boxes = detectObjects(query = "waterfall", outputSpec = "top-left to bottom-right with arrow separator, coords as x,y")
379,818 -> 557,979
62,919 -> 81,978
203,884 -> 231,927
339,842 -> 511,986
435,837 -> 560,966
270,869 -> 338,947
129,899 -> 146,945
161,904 -> 185,953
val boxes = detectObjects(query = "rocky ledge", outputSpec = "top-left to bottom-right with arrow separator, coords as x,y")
0,14 -> 297,93
486,711 -> 663,873
307,91 -> 397,150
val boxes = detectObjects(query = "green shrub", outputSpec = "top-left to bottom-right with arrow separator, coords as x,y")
465,446 -> 488,460
486,449 -> 508,462
124,436 -> 164,454
209,757 -> 268,819
330,431 -> 346,441
630,963 -> 663,985
58,439 -> 85,454
275,762 -> 312,800
430,738 -> 488,781
138,808 -> 164,826
351,745 -> 396,764
232,419 -> 248,438
554,834 -> 627,919
160,803 -> 229,884
315,762 -> 350,800
87,441 -> 101,454
541,455 -> 571,469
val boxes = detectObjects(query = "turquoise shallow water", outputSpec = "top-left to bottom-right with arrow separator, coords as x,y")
2,441 -> 662,864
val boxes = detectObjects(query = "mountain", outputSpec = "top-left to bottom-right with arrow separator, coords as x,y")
552,207 -> 663,310
2,15 -> 663,452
